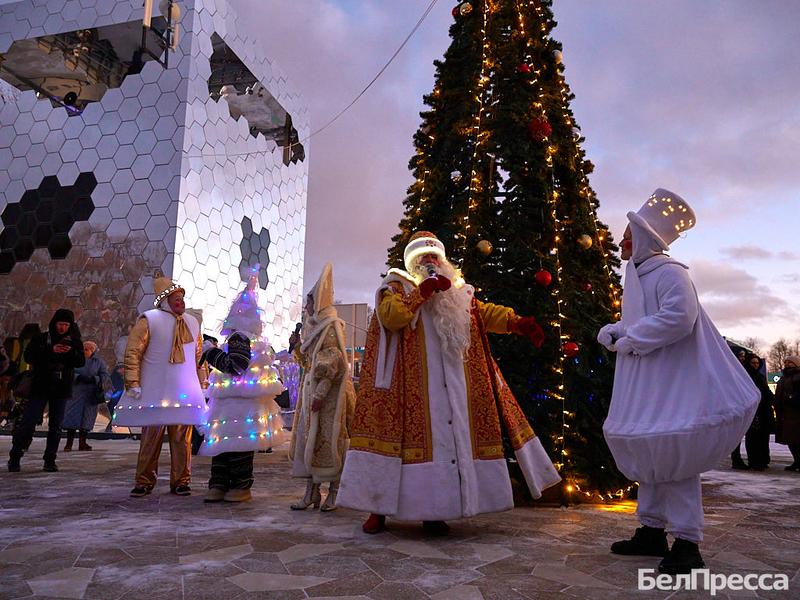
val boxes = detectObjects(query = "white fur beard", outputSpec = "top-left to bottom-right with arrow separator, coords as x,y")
413,258 -> 472,358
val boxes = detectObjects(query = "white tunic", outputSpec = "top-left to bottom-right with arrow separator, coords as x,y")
603,256 -> 759,483
114,310 -> 208,427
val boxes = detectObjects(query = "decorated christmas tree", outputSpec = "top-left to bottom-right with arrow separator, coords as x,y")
388,0 -> 628,500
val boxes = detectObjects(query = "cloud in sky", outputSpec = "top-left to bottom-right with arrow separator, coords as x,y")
689,259 -> 796,330
720,246 -> 799,261
230,0 -> 799,343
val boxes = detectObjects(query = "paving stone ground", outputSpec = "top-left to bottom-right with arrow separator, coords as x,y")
1,436 -> 798,599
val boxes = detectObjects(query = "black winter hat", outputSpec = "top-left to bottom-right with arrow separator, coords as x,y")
51,308 -> 75,324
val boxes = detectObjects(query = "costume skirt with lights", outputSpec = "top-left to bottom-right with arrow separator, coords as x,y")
198,354 -> 288,456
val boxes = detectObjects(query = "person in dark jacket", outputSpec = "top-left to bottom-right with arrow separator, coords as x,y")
730,348 -> 750,469
743,354 -> 775,470
63,341 -> 110,451
7,309 -> 85,472
775,356 -> 800,471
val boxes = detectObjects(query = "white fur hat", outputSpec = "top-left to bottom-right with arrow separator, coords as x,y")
403,231 -> 446,273
627,188 -> 696,250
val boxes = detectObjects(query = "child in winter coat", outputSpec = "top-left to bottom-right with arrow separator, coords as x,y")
199,270 -> 286,502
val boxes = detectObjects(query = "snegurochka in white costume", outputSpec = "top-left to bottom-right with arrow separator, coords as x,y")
289,263 -> 356,512
599,189 -> 759,575
116,273 -> 209,497
336,231 -> 561,535
199,268 -> 287,503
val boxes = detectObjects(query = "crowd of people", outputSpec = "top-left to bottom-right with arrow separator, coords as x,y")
1,189 -> 799,577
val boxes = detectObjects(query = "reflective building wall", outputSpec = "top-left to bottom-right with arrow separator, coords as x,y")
0,0 -> 308,360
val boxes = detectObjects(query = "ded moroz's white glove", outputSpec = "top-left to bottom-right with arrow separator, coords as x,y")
127,387 -> 142,400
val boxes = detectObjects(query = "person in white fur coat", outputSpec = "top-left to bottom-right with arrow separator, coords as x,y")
199,271 -> 286,503
598,189 -> 759,575
289,263 -> 356,512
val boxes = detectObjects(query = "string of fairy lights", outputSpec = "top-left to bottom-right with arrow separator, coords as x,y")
514,0 -> 570,482
459,0 -> 493,253
523,0 -> 633,501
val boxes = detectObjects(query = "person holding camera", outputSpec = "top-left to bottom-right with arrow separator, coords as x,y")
7,309 -> 85,472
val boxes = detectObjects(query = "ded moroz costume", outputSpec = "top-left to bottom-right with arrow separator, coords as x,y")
336,232 -> 561,534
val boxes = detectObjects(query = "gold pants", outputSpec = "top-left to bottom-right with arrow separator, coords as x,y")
134,425 -> 192,489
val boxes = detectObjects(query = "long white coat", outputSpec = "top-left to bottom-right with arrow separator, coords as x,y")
603,255 -> 759,483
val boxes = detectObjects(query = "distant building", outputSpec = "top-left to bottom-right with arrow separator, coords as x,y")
334,302 -> 370,378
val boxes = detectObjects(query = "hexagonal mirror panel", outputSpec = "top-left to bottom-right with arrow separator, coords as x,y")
238,216 -> 270,289
0,173 -> 96,273
0,19 -> 168,115
208,33 -> 305,165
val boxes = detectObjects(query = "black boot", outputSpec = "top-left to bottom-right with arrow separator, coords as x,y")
659,538 -> 705,575
611,526 -> 669,557
422,520 -> 450,536
7,455 -> 21,472
64,429 -> 75,452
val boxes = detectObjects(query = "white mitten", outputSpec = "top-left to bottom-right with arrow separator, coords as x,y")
597,323 -> 622,350
202,339 -> 216,354
614,336 -> 635,356
127,386 -> 142,400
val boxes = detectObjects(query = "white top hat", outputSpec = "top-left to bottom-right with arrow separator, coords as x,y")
627,188 -> 696,250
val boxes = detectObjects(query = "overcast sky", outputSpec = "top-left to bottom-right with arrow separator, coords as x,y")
232,0 -> 800,347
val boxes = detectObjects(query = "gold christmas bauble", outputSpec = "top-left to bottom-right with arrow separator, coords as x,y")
476,239 -> 493,255
577,234 -> 593,249
459,2 -> 473,16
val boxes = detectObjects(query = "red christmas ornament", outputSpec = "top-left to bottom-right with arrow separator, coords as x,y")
582,282 -> 593,292
528,117 -> 552,141
452,6 -> 459,16
562,342 -> 580,358
516,63 -> 531,74
534,269 -> 552,287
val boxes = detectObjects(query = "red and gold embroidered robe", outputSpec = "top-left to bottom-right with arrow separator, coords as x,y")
337,272 -> 560,520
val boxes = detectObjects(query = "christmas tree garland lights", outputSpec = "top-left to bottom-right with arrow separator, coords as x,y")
460,0 -> 494,252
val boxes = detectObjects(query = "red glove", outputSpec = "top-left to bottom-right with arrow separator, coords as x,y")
512,316 -> 545,348
419,275 -> 452,299
419,276 -> 438,299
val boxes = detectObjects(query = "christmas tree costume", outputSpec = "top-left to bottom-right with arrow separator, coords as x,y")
289,264 -> 356,512
599,190 -> 759,574
199,271 -> 286,503
337,232 -> 560,534
117,275 -> 208,497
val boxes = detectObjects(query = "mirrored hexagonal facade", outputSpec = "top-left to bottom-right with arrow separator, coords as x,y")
0,0 -> 308,365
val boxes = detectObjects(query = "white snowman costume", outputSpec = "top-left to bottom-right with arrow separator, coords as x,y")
599,189 -> 758,542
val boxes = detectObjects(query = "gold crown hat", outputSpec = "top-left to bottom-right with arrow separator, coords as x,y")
403,230 -> 446,273
153,270 -> 185,308
627,188 -> 696,250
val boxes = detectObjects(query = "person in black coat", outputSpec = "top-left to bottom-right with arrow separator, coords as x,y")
743,354 -> 775,470
7,309 -> 85,472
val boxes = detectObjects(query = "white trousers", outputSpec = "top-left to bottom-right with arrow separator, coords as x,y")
636,476 -> 704,543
